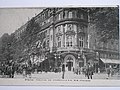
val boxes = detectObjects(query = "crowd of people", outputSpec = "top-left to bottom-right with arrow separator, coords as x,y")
0,61 -> 16,78
0,61 -> 117,79
61,63 -> 117,79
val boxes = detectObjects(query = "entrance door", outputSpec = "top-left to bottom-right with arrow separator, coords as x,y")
67,61 -> 73,71
79,62 -> 84,67
64,54 -> 76,72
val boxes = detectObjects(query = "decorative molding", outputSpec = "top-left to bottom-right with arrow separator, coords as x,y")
65,30 -> 75,36
56,32 -> 63,37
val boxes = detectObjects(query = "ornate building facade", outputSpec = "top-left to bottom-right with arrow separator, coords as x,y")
14,8 -> 119,72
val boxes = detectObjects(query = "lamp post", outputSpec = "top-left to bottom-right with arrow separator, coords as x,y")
77,53 -> 80,72
96,52 -> 100,73
78,53 -> 80,59
78,53 -> 80,67
45,56 -> 48,72
54,53 -> 57,68
58,54 -> 60,66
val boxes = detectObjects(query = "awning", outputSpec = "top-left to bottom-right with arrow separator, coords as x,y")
101,58 -> 120,64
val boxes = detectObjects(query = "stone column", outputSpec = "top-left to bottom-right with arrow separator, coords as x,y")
74,24 -> 77,47
61,25 -> 63,47
88,34 -> 90,48
65,24 -> 67,47
63,25 -> 65,47
83,53 -> 87,66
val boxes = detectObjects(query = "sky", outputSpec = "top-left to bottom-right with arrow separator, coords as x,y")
0,8 -> 43,37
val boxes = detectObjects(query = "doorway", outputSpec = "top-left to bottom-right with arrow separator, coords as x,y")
64,54 -> 76,72
67,61 -> 73,71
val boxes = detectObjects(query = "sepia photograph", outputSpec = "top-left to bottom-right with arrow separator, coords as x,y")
0,6 -> 119,86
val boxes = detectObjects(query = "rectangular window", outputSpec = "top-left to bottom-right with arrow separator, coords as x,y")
63,11 -> 65,19
65,11 -> 68,18
58,14 -> 61,20
81,14 -> 84,19
60,12 -> 63,19
58,37 -> 61,48
68,11 -> 72,18
79,36 -> 84,48
66,42 -> 69,47
58,42 -> 61,47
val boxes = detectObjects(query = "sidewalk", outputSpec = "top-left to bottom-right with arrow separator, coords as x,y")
0,72 -> 120,86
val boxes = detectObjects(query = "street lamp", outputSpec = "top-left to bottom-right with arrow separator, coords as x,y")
45,56 -> 47,60
58,56 -> 60,59
78,54 -> 80,59
54,53 -> 57,68
96,52 -> 101,73
96,52 -> 99,66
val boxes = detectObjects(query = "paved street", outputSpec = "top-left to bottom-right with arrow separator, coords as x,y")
0,72 -> 120,86
13,71 -> 120,80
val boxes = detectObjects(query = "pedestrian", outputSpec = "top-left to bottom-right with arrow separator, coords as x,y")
23,64 -> 27,78
86,63 -> 94,79
27,65 -> 32,78
76,68 -> 78,75
85,64 -> 89,78
10,62 -> 15,78
98,68 -> 100,74
106,67 -> 111,77
62,64 -> 65,79
11,65 -> 15,78
111,68 -> 114,77
84,66 -> 87,77
78,67 -> 81,75
5,65 -> 11,78
1,64 -> 4,77
6,65 -> 10,78
2,64 -> 6,78
89,64 -> 94,79
9,66 -> 13,78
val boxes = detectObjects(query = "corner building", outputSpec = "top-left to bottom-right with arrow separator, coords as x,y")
14,8 -> 119,72
39,8 -> 89,72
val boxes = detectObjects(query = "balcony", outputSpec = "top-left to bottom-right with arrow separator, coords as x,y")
57,46 -> 79,52
54,18 -> 88,26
